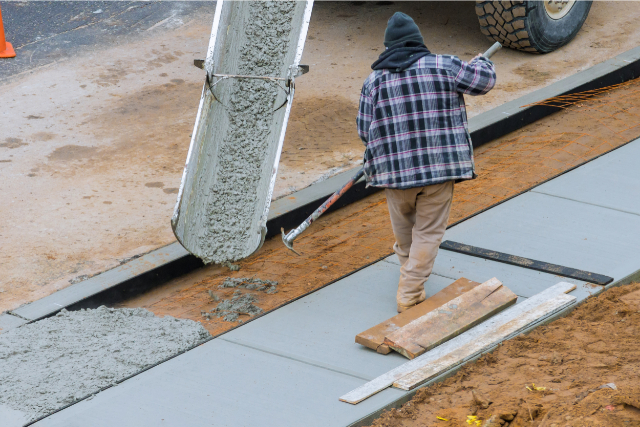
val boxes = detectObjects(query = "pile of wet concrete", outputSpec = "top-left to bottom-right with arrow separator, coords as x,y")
0,306 -> 210,423
202,277 -> 279,323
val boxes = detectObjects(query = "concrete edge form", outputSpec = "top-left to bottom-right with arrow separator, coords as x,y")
10,243 -> 198,322
8,45 -> 640,327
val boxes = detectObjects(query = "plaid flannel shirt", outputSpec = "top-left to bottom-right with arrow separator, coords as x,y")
357,54 -> 496,189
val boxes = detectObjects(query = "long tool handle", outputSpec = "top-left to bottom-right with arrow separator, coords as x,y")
482,41 -> 502,59
282,168 -> 365,254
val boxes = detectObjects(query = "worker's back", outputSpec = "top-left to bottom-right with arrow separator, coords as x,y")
357,54 -> 496,189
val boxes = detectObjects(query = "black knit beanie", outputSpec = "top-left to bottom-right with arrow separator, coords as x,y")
384,12 -> 424,48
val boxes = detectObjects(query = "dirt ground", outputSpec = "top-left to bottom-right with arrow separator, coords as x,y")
366,283 -> 640,427
3,1 -> 640,313
118,77 -> 640,336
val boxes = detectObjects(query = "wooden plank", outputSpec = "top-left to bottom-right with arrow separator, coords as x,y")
393,293 -> 575,390
440,240 -> 613,285
355,278 -> 481,354
383,278 -> 517,359
339,282 -> 577,405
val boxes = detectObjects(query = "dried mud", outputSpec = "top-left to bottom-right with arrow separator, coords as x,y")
368,283 -> 640,427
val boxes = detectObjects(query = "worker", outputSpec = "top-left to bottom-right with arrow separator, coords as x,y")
357,12 -> 496,313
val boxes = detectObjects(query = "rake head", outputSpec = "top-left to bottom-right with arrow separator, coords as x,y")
281,228 -> 301,256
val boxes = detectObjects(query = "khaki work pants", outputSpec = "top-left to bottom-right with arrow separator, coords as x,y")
385,181 -> 454,307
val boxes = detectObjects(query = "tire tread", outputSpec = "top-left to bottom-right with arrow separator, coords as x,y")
476,0 -> 591,54
476,0 -> 534,52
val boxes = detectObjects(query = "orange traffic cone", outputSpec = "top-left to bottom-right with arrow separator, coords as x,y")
0,4 -> 16,58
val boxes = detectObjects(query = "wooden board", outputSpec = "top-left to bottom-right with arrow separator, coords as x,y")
339,282 -> 577,405
393,293 -> 575,390
384,278 -> 517,359
355,278 -> 481,354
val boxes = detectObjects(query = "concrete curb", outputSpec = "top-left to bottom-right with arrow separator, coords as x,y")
10,244 -> 199,322
6,45 -> 640,329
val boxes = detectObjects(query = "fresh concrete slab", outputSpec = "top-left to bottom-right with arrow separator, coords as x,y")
0,404 -> 28,427
0,313 -> 28,334
222,261 -> 455,379
29,246 -> 590,427
34,339 -> 405,427
28,112 -> 640,427
533,138 -> 640,215
443,191 -> 640,283
27,213 -> 632,427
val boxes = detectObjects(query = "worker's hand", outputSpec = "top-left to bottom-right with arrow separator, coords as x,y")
472,53 -> 482,61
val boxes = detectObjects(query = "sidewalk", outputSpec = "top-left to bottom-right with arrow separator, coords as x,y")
33,138 -> 640,427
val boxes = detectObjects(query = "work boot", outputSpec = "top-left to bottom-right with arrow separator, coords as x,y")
396,271 -> 426,313
397,289 -> 426,313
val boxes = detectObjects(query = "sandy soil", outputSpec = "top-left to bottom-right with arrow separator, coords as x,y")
3,1 -> 640,313
366,283 -> 640,427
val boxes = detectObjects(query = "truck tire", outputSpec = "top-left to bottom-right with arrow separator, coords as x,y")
475,1 -> 592,53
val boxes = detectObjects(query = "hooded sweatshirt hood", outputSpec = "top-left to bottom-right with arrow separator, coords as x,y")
372,13 -> 431,72
384,12 -> 424,48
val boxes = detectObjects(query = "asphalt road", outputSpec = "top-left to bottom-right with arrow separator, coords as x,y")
0,1 -> 213,80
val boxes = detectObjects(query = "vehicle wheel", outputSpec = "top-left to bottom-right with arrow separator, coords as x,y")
475,1 -> 592,53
